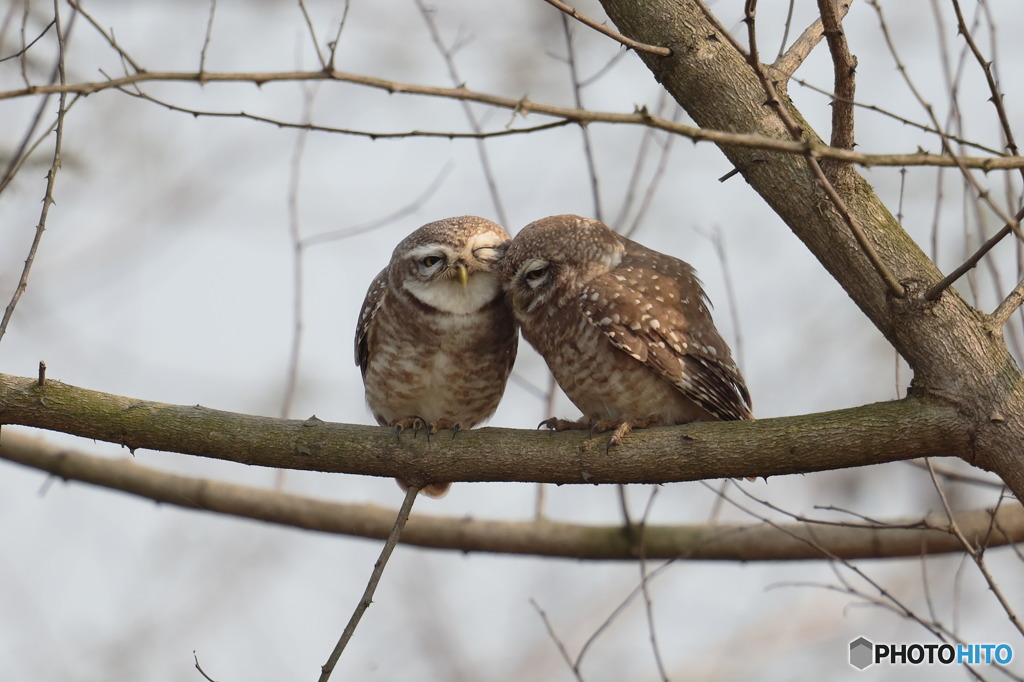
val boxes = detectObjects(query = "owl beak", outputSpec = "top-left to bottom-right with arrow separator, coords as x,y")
456,263 -> 469,287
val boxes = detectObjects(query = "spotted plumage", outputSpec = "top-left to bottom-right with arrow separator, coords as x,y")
502,214 -> 751,442
355,216 -> 518,496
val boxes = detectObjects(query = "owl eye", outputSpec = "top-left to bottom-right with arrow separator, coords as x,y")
421,255 -> 443,268
525,266 -> 549,281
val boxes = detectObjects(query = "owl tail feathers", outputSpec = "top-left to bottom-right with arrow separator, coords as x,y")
395,478 -> 452,499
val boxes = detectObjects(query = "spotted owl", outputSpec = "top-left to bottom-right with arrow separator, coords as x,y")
355,216 -> 518,497
503,214 -> 751,444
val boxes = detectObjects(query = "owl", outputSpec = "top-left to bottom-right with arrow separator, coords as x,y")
355,216 -> 518,497
503,214 -> 751,445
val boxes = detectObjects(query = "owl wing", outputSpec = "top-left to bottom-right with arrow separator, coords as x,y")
579,245 -> 752,421
354,267 -> 389,374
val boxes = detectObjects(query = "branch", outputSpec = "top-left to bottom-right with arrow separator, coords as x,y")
0,374 -> 970,486
772,1 -> 851,79
2,70 -> 1024,170
540,0 -> 671,57
4,430 -> 1019,563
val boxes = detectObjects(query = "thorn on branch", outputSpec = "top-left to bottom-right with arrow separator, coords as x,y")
37,361 -> 46,386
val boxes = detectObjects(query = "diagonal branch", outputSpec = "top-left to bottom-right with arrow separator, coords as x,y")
1,430 -> 1018,561
540,0 -> 671,57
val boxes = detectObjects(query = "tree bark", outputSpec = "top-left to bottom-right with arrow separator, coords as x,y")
0,373 -> 970,484
599,0 -> 1024,502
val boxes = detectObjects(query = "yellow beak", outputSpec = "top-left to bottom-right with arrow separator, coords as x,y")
457,263 -> 469,287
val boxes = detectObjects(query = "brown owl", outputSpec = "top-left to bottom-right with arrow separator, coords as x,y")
503,214 -> 751,445
355,216 -> 518,497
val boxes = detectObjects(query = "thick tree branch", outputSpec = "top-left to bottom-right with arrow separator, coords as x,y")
0,374 -> 969,485
2,430 -> 1017,562
598,0 -> 1024,503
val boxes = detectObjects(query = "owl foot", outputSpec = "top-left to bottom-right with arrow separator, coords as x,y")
426,419 -> 462,440
538,417 -> 592,432
393,417 -> 427,441
591,416 -> 665,449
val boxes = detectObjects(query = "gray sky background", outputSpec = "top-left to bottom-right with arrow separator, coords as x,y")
1,1 -> 1022,680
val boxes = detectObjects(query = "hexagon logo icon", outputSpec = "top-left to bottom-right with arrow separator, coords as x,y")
850,637 -> 874,670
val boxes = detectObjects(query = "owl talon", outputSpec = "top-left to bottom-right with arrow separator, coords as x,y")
539,417 -> 591,432
393,417 -> 427,440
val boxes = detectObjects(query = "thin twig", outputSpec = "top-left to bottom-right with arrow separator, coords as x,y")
772,1 -> 850,79
280,85 -> 317,420
318,485 -> 420,682
720,0 -> 905,297
624,104 -> 683,238
561,14 -> 603,222
297,0 -> 327,70
925,459 -> 1024,638
66,0 -> 142,73
924,205 -> 1024,300
0,18 -> 53,63
4,69 -> 1024,171
530,599 -> 584,682
0,3 -> 69,343
198,0 -> 216,74
326,0 -> 351,70
540,0 -> 671,57
637,488 -> 669,682
415,0 -> 508,226
301,163 -> 453,247
949,0 -> 1024,188
193,651 -> 219,682
990,272 -> 1024,330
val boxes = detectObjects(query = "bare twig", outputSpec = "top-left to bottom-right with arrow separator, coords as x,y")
37,361 -> 45,387
773,1 -> 851,79
326,1 -> 351,70
531,599 -> 584,682
925,460 -> 1024,638
318,484 -> 420,682
990,272 -> 1024,331
280,85 -> 317,421
66,0 -> 142,73
711,0 -> 905,297
198,0 -> 216,74
3,69 -> 1023,171
540,0 -> 670,57
924,205 -> 1024,301
0,2 -> 69,343
637,488 -> 669,682
415,0 -> 508,226
298,0 -> 327,70
301,163 -> 453,247
193,651 -> 219,682
0,18 -> 53,63
816,0 -> 856,155
561,14 -> 603,222
949,0 -> 1023,186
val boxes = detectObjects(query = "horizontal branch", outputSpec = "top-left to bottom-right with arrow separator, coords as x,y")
2,70 -> 1022,170
1,430 -> 1016,561
0,373 -> 971,485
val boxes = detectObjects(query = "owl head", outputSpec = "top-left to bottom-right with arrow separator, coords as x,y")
503,215 -> 625,317
390,216 -> 510,315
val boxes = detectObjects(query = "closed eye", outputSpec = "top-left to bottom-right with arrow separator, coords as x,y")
525,266 -> 548,281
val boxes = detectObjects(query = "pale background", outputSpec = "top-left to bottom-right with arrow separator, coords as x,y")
1,1 -> 1022,680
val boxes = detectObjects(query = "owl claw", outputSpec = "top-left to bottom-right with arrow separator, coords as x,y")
538,417 -> 591,432
393,417 -> 427,441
